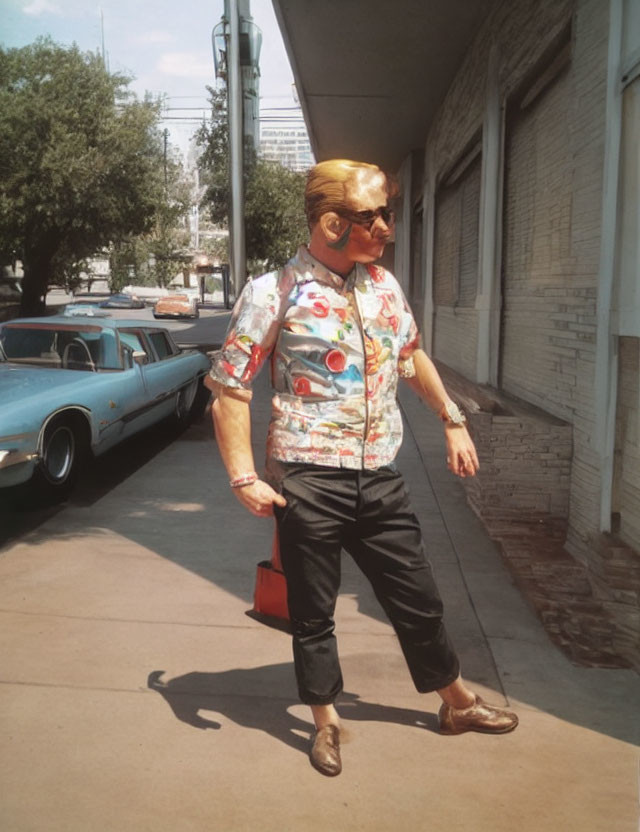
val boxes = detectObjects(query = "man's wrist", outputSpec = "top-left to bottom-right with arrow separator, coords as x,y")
439,400 -> 466,427
230,471 -> 258,488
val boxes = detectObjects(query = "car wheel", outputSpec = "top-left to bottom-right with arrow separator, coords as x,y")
190,377 -> 211,422
32,415 -> 87,502
174,379 -> 199,428
174,377 -> 210,428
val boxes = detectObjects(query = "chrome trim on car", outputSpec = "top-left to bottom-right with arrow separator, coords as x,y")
0,449 -> 39,470
38,406 -> 95,451
0,432 -> 32,443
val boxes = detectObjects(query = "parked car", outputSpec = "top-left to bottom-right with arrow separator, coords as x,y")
100,293 -> 146,309
63,302 -> 111,317
0,276 -> 22,323
0,315 -> 211,499
153,294 -> 199,320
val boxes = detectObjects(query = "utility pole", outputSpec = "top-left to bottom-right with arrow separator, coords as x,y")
213,1 -> 260,299
163,128 -> 169,196
225,0 -> 246,297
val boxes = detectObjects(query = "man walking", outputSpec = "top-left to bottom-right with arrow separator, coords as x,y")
207,159 -> 518,776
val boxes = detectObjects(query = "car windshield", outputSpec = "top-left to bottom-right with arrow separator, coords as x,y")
0,323 -> 120,370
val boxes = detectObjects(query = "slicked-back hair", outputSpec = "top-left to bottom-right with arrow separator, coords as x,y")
305,159 -> 390,229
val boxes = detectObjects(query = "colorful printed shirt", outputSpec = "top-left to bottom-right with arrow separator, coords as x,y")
209,245 -> 419,470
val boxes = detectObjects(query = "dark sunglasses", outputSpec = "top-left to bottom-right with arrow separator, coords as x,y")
337,205 -> 395,231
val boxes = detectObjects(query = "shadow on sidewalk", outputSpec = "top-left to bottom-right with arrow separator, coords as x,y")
147,664 -> 440,756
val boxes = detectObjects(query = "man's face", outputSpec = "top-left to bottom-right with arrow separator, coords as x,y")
339,170 -> 393,263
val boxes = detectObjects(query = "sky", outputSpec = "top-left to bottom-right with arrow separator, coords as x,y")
1,0 -> 302,155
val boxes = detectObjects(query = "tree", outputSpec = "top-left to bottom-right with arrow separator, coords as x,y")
197,87 -> 308,274
108,145 -> 192,291
0,38 -> 165,315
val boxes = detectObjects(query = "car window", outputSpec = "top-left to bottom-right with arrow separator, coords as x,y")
119,330 -> 152,364
0,324 -> 119,370
148,330 -> 179,360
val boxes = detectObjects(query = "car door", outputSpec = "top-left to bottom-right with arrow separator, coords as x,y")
141,328 -> 196,413
118,327 -> 190,428
114,327 -> 175,436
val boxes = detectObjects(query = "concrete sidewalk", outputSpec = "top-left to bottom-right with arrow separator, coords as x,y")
0,370 -> 638,832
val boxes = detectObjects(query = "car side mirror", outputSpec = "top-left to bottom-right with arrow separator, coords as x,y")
122,345 -> 134,370
133,350 -> 148,366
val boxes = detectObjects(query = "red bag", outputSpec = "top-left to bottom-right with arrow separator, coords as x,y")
252,528 -> 290,622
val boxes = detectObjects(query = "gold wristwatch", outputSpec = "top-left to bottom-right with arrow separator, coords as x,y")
439,400 -> 466,427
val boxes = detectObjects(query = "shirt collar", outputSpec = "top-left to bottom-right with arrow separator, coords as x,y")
291,245 -> 358,290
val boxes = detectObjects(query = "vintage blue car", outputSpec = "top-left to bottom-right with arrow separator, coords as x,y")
0,315 -> 211,499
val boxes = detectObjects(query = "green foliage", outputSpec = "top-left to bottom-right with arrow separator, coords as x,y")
197,86 -> 308,274
198,234 -> 229,264
108,144 -> 192,290
0,38 -> 166,313
244,160 -> 308,273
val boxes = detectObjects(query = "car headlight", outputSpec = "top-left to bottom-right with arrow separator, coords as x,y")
0,450 -> 9,464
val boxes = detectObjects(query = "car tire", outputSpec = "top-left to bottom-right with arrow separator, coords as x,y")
32,414 -> 88,502
174,377 -> 210,428
190,376 -> 211,422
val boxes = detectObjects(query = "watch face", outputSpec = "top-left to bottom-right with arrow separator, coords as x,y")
445,401 -> 465,424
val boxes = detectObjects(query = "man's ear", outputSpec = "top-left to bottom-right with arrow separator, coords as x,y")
319,212 -> 353,250
319,211 -> 345,243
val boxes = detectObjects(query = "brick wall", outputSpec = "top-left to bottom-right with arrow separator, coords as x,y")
423,0 -> 610,556
614,337 -> 640,550
417,0 -> 639,665
467,413 -> 573,519
432,308 -> 478,379
436,364 -> 636,668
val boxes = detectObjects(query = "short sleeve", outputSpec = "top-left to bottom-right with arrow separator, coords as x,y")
396,283 -> 420,360
209,271 -> 284,390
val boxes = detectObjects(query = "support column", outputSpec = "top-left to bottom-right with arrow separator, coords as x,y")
394,155 -> 413,294
476,45 -> 503,386
595,0 -> 624,532
421,148 -> 436,355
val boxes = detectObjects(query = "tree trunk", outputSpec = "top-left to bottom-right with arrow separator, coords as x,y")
20,258 -> 51,317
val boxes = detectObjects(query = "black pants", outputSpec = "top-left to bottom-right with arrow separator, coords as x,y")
272,463 -> 460,705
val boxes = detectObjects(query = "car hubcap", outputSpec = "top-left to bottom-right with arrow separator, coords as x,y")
177,380 -> 198,419
44,426 -> 75,482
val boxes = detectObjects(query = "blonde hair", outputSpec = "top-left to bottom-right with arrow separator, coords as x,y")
305,159 -> 389,228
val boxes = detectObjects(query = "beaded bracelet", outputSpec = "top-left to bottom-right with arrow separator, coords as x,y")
229,471 -> 258,488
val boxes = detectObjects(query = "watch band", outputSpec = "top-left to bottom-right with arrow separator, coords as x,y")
439,401 -> 466,426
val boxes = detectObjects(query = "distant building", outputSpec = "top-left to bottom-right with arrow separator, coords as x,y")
259,124 -> 314,172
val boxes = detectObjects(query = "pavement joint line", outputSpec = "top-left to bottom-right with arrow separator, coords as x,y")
0,678 -> 299,702
0,608 -> 270,630
400,397 -> 508,699
0,607 -> 400,638
0,679 -> 156,695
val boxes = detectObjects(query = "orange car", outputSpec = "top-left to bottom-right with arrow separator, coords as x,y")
153,294 -> 199,320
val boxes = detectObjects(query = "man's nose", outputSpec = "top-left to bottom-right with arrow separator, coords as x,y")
372,216 -> 392,237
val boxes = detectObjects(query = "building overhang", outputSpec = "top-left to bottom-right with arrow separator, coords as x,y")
272,0 -> 495,172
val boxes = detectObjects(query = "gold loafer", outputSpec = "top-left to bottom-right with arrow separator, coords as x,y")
439,695 -> 519,735
310,724 -> 342,776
